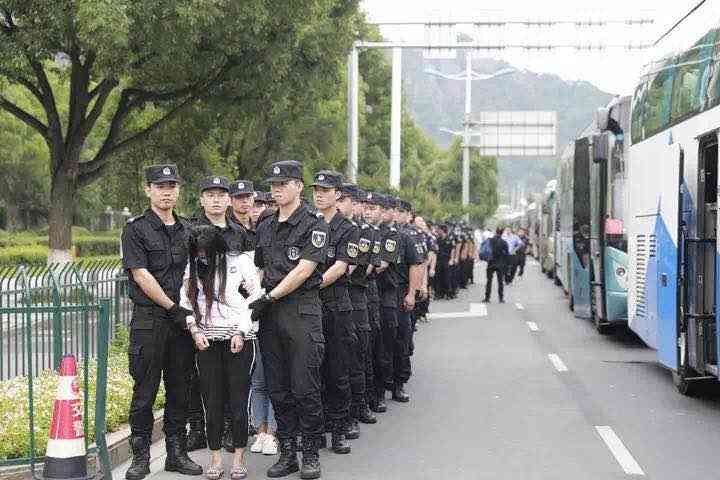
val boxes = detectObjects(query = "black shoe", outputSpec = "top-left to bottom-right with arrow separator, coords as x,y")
300,440 -> 322,480
331,431 -> 351,454
126,436 -> 151,480
392,383 -> 410,403
481,298 -> 490,303
499,299 -> 505,303
164,435 -> 203,476
267,438 -> 300,478
186,413 -> 207,452
345,419 -> 360,440
222,415 -> 235,453
371,393 -> 387,413
318,434 -> 327,450
358,407 -> 377,424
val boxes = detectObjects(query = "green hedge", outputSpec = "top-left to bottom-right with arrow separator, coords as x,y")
0,245 -> 49,266
74,237 -> 120,257
0,327 -> 165,460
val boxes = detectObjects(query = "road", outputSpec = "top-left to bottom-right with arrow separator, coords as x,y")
114,260 -> 720,480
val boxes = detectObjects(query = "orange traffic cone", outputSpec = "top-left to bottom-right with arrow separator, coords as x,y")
43,355 -> 87,479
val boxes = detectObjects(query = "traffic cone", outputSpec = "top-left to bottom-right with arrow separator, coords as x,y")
43,355 -> 87,479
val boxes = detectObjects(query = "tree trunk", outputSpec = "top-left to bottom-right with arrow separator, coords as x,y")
47,162 -> 77,264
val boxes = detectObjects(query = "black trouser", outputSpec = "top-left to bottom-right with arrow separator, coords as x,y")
348,288 -> 371,417
436,259 -> 450,297
485,264 -> 505,301
394,287 -> 413,385
367,300 -> 384,406
321,304 -> 354,428
259,294 -> 325,442
197,339 -> 255,450
517,253 -> 527,277
128,305 -> 195,438
506,255 -> 519,283
379,305 -> 398,390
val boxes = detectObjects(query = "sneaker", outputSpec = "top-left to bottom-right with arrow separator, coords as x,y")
250,433 -> 267,453
262,435 -> 279,455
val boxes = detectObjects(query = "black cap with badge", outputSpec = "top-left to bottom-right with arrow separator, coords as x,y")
266,160 -> 304,183
198,175 -> 230,192
339,182 -> 356,199
145,164 -> 181,184
229,179 -> 254,196
311,170 -> 343,189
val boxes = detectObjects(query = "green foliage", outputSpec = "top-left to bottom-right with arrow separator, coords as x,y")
0,245 -> 48,267
0,231 -> 120,266
0,326 -> 163,460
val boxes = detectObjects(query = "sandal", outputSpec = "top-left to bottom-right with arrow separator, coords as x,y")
205,463 -> 224,480
230,464 -> 248,480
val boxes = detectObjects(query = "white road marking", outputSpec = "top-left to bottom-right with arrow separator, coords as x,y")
547,353 -> 568,372
427,312 -> 483,319
515,303 -> 525,310
526,321 -> 539,331
594,426 -> 645,476
469,303 -> 488,316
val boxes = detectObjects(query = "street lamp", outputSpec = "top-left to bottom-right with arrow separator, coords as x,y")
426,56 -> 516,207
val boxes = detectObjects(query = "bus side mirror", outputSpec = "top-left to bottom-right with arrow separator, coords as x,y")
595,107 -> 610,131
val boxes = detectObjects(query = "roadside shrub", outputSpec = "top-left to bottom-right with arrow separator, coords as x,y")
0,245 -> 48,267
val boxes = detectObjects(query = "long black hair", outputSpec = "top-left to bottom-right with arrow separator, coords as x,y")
187,225 -> 228,326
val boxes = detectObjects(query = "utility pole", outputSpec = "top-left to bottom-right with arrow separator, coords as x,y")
390,48 -> 402,189
347,48 -> 359,183
462,51 -> 472,206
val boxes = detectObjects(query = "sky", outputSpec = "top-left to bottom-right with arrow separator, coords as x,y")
360,0 -> 720,95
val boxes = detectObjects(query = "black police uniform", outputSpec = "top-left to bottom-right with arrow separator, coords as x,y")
121,164 -> 201,480
365,194 -> 386,412
376,213 -> 400,399
436,231 -> 452,299
228,179 -> 257,249
254,162 -> 328,473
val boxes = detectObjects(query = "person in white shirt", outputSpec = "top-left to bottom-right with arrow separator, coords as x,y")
180,225 -> 262,480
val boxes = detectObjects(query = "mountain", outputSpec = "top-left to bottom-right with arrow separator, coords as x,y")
399,50 -> 615,201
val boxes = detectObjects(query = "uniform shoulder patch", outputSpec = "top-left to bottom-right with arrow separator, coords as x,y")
390,227 -> 397,232
127,214 -> 144,224
347,242 -> 359,258
311,230 -> 327,248
385,239 -> 397,253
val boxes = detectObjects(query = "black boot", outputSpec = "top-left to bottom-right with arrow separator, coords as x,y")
392,383 -> 410,403
267,437 -> 300,478
358,407 -> 377,424
186,413 -> 207,452
345,419 -> 360,440
331,422 -> 351,454
125,436 -> 151,480
300,437 -> 322,480
222,414 -> 235,453
372,392 -> 387,413
164,434 -> 203,475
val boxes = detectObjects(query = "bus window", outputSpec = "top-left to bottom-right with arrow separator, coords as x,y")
643,64 -> 674,138
631,82 -> 647,144
671,44 -> 713,122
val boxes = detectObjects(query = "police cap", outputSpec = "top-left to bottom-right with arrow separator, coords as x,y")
145,164 -> 181,184
311,170 -> 343,189
199,176 -> 230,193
266,160 -> 303,183
229,179 -> 254,196
254,191 -> 271,204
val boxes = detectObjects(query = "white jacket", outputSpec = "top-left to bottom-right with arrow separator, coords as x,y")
180,251 -> 263,340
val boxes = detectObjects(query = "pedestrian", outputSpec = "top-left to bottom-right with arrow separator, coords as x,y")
310,170 -> 356,454
516,228 -> 529,278
483,227 -> 510,303
250,160 -> 328,480
228,179 -> 257,247
503,227 -> 523,284
181,225 -> 259,480
121,164 -> 202,480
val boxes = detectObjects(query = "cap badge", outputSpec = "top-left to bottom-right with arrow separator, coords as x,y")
238,182 -> 245,189
318,174 -> 325,181
213,177 -> 220,184
162,167 -> 171,175
273,166 -> 281,175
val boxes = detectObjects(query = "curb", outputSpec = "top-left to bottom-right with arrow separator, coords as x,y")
0,410 -> 164,480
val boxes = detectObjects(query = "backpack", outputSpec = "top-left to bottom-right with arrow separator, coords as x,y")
479,238 -> 493,262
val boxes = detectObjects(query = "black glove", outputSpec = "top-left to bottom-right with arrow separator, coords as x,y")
167,304 -> 194,327
249,293 -> 273,321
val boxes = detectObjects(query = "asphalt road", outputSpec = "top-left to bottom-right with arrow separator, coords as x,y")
114,260 -> 720,480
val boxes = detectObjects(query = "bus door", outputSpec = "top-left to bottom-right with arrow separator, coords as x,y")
590,133 -> 610,328
572,138 -> 592,318
677,134 -> 718,393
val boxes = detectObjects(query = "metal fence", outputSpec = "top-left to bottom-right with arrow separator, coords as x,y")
0,259 -> 129,380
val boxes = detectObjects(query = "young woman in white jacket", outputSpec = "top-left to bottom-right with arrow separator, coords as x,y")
181,225 -> 262,479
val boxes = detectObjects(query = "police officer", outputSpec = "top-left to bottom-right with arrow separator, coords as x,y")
338,184 -> 378,436
435,225 -> 452,299
310,171 -> 356,454
122,165 -> 202,480
250,161 -> 328,480
228,179 -> 257,248
250,191 -> 272,225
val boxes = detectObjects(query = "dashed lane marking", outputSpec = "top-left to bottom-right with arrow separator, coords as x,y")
427,311 -> 482,319
594,426 -> 645,476
515,303 -> 525,310
547,353 -> 568,372
526,321 -> 539,331
469,303 -> 488,316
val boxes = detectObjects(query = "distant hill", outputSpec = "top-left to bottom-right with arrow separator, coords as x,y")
399,50 -> 615,201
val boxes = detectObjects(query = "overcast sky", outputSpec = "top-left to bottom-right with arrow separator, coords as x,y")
360,0 -> 719,95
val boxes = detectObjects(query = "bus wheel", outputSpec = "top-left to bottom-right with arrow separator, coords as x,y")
595,317 -> 612,335
672,369 -> 703,397
569,294 -> 574,312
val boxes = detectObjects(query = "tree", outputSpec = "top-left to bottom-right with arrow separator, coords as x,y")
0,0 -> 362,261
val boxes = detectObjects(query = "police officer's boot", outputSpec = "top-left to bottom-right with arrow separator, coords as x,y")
392,382 -> 410,403
186,413 -> 207,452
125,435 -> 151,480
164,434 -> 203,476
267,437 -> 300,478
358,406 -> 377,424
222,414 -> 235,453
330,422 -> 351,454
300,437 -> 322,480
345,418 -> 360,440
373,391 -> 387,413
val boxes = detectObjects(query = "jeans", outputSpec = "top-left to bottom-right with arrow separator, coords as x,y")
250,340 -> 277,433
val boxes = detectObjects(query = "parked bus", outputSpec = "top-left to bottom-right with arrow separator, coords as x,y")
539,180 -> 558,279
626,14 -> 720,395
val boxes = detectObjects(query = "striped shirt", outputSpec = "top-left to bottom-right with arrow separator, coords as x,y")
180,251 -> 262,341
